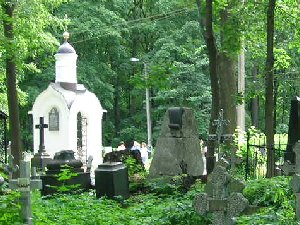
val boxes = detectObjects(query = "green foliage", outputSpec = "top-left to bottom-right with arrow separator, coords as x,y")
49,164 -> 80,193
243,176 -> 293,207
237,176 -> 296,224
124,156 -> 144,177
30,179 -> 209,225
0,191 -> 22,225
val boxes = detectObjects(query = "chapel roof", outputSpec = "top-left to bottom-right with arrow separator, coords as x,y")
57,42 -> 76,54
50,82 -> 86,108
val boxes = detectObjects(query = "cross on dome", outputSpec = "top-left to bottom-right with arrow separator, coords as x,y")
63,31 -> 70,42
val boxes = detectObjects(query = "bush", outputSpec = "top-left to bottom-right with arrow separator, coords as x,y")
0,191 -> 22,225
237,176 -> 296,224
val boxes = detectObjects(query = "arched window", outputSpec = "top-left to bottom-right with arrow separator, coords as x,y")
49,107 -> 59,131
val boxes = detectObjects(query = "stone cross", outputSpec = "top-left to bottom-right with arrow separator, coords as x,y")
9,160 -> 42,225
208,109 -> 234,154
35,116 -> 48,153
290,141 -> 300,219
3,155 -> 19,178
282,160 -> 296,175
193,158 -> 248,225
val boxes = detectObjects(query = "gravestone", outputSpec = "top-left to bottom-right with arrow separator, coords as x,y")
31,117 -> 51,171
290,142 -> 300,219
284,97 -> 300,164
40,150 -> 91,195
9,160 -> 42,225
193,158 -> 248,225
95,162 -> 129,199
149,107 -> 204,177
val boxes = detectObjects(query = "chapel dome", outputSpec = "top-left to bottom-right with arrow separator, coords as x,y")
57,31 -> 76,54
57,41 -> 76,54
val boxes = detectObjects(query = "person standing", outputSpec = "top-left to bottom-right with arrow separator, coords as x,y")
140,142 -> 148,165
117,141 -> 126,151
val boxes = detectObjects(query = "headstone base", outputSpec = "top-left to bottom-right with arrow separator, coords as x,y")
95,162 -> 129,199
31,153 -> 51,171
40,172 -> 91,195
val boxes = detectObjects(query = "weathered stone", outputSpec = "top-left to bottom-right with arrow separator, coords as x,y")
9,160 -> 42,225
193,193 -> 208,215
149,107 -> 204,177
288,141 -> 300,220
281,160 -> 296,175
227,192 -> 248,218
194,157 -> 248,225
291,174 -> 300,193
228,178 -> 245,194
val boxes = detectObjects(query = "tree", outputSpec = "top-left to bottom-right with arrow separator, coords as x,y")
265,0 -> 276,177
1,0 -> 67,169
196,0 -> 241,172
1,1 -> 22,174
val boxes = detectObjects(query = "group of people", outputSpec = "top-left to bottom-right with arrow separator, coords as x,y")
117,140 -> 149,165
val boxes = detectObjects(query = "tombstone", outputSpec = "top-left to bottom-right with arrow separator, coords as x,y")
31,117 -> 52,171
40,150 -> 91,195
290,142 -> 300,219
95,162 -> 129,199
9,160 -> 42,225
149,107 -> 204,177
285,97 -> 300,164
193,158 -> 248,225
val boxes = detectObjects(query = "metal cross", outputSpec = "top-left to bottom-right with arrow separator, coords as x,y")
35,117 -> 48,153
9,160 -> 42,225
208,109 -> 234,153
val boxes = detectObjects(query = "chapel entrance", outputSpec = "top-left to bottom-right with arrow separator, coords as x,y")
77,112 -> 88,166
0,111 -> 8,164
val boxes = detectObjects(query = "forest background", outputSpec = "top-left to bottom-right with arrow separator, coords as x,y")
0,0 -> 299,159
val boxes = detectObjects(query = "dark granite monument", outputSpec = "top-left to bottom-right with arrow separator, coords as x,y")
285,97 -> 300,164
95,162 -> 129,199
149,107 -> 204,177
40,150 -> 91,195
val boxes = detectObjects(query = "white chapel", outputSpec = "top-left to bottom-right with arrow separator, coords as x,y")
31,32 -> 105,169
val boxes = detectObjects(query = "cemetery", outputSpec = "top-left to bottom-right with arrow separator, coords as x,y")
0,1 -> 300,225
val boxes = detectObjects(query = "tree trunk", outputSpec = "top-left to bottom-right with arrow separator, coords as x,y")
251,66 -> 259,128
218,53 -> 237,135
2,1 -> 22,176
113,80 -> 121,137
196,0 -> 220,174
265,0 -> 276,178
237,45 -> 245,132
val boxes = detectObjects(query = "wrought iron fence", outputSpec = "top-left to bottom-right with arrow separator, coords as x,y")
245,132 -> 287,180
0,111 -> 8,164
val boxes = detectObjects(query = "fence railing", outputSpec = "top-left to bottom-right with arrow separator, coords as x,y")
0,111 -> 8,164
245,132 -> 287,180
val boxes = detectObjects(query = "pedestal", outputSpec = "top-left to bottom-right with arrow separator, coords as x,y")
31,152 -> 51,171
95,162 -> 129,199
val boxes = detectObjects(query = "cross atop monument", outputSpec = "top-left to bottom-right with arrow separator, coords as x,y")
208,109 -> 234,154
35,117 -> 48,153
